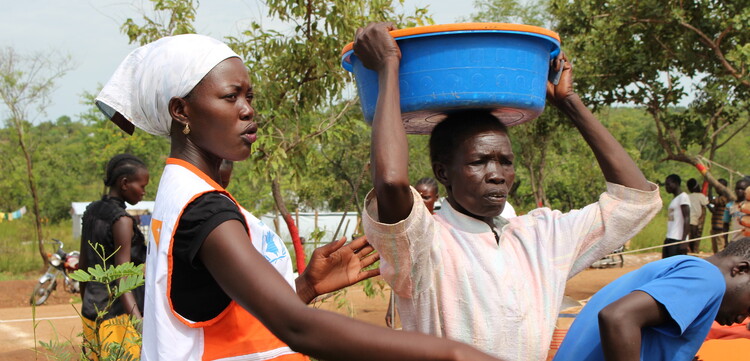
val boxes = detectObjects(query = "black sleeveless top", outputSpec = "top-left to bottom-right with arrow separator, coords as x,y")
80,196 -> 146,320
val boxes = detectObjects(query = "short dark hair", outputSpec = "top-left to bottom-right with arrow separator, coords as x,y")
687,178 -> 698,192
415,177 -> 438,192
104,154 -> 147,187
719,178 -> 728,187
429,110 -> 508,165
666,174 -> 681,185
717,237 -> 750,260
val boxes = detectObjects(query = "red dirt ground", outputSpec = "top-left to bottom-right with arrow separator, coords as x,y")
0,252 -> 677,360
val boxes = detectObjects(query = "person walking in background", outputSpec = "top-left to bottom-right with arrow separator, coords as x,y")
414,177 -> 439,215
709,178 -> 729,253
79,153 -> 149,359
686,178 -> 708,253
95,33 -> 503,361
553,238 -> 750,361
663,174 -> 690,258
723,177 -> 750,244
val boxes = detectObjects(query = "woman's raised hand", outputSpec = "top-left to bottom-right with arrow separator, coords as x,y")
545,52 -> 575,108
353,22 -> 401,72
299,235 -> 380,302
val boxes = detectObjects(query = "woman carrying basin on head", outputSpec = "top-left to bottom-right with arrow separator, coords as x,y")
96,33 -> 503,361
355,22 -> 662,360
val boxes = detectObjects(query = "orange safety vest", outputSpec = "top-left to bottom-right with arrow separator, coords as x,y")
142,158 -> 308,361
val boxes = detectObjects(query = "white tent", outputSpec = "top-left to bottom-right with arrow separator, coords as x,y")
260,211 -> 361,252
70,201 -> 155,241
71,202 -> 359,255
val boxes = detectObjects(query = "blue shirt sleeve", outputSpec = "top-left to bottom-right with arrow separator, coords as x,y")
636,258 -> 724,336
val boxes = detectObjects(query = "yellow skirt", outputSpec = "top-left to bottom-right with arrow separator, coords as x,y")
82,315 -> 140,360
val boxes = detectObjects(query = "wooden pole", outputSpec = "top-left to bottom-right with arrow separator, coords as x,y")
332,211 -> 349,242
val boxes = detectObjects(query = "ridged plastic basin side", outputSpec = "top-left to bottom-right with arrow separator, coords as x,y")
342,30 -> 560,134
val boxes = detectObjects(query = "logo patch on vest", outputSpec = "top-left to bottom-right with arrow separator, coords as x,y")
262,230 -> 288,264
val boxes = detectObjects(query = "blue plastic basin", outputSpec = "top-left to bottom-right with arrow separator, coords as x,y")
341,24 -> 561,134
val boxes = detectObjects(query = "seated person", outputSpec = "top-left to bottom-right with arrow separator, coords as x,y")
553,238 -> 750,361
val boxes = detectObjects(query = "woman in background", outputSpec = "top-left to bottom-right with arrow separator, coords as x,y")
79,153 -> 149,358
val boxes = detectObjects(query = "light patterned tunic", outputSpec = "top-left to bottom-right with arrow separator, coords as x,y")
363,182 -> 661,361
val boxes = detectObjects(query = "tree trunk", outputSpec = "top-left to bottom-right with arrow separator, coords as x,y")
524,148 -> 549,208
14,123 -> 45,266
537,150 -> 549,207
667,153 -> 735,201
271,177 -> 306,273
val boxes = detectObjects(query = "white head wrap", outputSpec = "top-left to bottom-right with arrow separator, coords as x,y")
96,34 -> 240,137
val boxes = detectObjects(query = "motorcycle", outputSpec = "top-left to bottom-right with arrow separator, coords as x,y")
30,239 -> 80,306
590,245 -> 625,269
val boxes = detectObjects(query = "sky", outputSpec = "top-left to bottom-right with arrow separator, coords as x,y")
0,0 -> 476,123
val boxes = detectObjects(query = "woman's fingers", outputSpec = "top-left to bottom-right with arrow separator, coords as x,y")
357,266 -> 381,281
359,252 -> 380,269
347,235 -> 369,249
316,236 -> 347,257
354,244 -> 375,256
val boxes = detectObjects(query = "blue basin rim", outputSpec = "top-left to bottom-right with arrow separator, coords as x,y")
341,29 -> 561,72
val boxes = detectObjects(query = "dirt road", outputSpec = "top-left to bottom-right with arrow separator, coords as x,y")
0,303 -> 80,360
0,253 -> 663,359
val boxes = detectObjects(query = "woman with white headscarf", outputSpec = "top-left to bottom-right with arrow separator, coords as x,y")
97,34 -> 502,361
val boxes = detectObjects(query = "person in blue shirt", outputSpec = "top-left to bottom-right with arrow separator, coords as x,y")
554,237 -> 750,361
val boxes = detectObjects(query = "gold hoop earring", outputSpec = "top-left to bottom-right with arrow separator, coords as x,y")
182,123 -> 190,135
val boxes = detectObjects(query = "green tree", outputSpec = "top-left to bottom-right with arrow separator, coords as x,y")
32,116 -> 99,221
0,47 -> 74,265
465,0 -> 548,26
116,0 -> 433,271
79,92 -> 170,200
121,0 -> 197,45
226,0 -> 432,272
550,0 -> 750,200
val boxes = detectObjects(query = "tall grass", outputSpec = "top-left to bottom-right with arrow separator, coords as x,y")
0,217 -> 74,279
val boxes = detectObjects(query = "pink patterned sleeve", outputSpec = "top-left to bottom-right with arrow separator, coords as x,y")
526,182 -> 661,278
362,187 -> 437,297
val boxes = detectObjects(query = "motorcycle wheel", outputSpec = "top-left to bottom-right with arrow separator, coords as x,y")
30,278 -> 57,306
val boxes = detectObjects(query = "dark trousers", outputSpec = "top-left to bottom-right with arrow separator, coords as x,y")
662,238 -> 688,258
688,224 -> 703,253
711,227 -> 727,254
